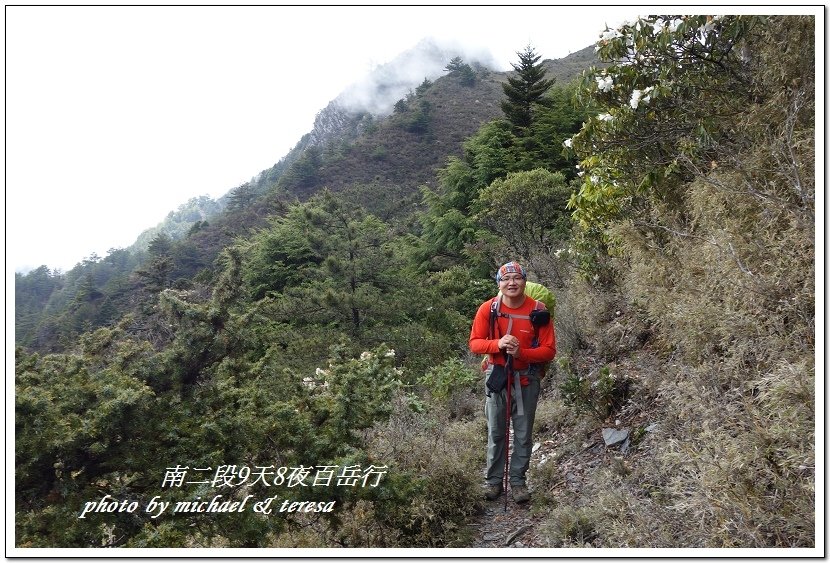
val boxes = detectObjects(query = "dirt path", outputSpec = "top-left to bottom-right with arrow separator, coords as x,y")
465,422 -> 633,548
466,430 -> 559,549
468,497 -> 546,548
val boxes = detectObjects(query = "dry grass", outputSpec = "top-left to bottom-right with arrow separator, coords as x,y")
536,121 -> 815,553
537,148 -> 814,547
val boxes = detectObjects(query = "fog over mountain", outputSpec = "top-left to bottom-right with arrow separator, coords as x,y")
335,37 -> 498,116
304,37 -> 504,150
10,4 -> 643,275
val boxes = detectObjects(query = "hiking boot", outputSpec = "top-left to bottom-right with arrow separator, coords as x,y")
483,483 -> 503,501
511,484 -> 531,504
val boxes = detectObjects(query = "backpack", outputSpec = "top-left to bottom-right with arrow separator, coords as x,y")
523,281 -> 556,316
482,294 -> 552,379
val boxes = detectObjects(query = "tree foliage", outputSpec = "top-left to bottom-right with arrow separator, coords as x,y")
418,64 -> 586,273
473,168 -> 573,284
567,16 -> 802,244
500,45 -> 556,132
444,56 -> 476,86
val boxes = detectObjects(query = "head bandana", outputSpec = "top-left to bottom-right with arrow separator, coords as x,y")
496,261 -> 527,283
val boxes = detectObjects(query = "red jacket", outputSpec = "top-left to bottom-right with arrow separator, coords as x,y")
469,296 -> 556,371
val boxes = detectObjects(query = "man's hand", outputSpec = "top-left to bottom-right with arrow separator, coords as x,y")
498,335 -> 520,356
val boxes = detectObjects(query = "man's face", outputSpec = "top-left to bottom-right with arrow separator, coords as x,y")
498,274 -> 526,299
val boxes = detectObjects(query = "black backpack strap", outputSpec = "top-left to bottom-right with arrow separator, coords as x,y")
532,299 -> 543,348
492,296 -> 543,339
488,297 -> 500,340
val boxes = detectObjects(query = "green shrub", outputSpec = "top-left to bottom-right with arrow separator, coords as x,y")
559,360 -> 629,419
417,358 -> 478,401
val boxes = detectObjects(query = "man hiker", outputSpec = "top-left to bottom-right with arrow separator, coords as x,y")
469,261 -> 556,504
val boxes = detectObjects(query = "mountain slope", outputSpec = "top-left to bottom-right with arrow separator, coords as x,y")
268,45 -> 599,200
14,44 -> 599,350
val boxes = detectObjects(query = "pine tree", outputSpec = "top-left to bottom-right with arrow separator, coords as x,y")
227,182 -> 258,211
444,56 -> 476,86
500,46 -> 555,132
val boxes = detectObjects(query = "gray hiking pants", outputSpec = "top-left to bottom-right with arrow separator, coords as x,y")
484,369 -> 541,486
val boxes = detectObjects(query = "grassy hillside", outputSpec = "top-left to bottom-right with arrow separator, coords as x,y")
311,70 -> 504,194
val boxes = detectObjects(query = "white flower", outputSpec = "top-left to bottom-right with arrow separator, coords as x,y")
315,367 -> 327,377
384,349 -> 396,358
698,19 -> 716,44
595,74 -> 614,92
669,18 -> 683,32
652,19 -> 665,34
599,28 -> 621,41
630,89 -> 643,109
360,351 -> 372,360
597,113 -> 613,122
563,138 -> 573,148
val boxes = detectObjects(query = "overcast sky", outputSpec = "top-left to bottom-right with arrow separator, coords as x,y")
6,5 -> 643,274
6,4 -> 798,275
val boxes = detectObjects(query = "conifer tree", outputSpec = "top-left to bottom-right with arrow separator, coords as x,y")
444,56 -> 476,86
500,46 -> 555,132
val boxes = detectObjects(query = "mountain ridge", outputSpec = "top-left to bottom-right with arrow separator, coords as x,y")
15,42 -> 600,351
126,43 -> 599,255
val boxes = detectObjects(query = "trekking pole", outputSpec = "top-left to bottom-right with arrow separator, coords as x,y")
502,353 -> 513,513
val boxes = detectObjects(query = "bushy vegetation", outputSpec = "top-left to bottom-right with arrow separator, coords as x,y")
15,16 -> 815,550
542,14 -> 815,548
